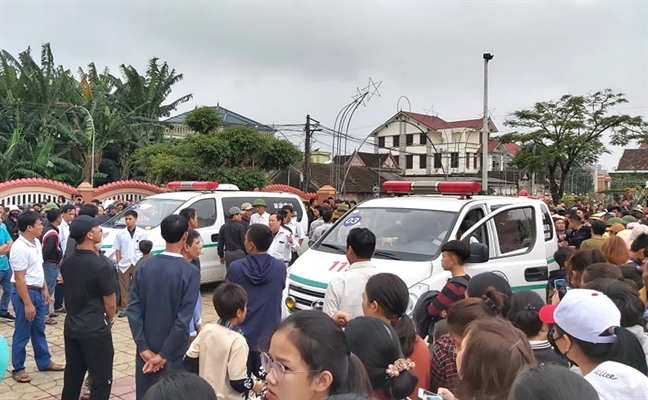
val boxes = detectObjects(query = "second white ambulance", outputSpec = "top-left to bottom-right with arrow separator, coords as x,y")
285,180 -> 558,314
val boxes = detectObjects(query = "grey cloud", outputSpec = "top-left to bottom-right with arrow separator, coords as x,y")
1,0 -> 646,169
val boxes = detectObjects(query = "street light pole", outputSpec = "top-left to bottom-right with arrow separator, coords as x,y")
482,53 -> 494,193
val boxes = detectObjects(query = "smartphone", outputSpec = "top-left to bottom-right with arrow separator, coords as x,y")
418,388 -> 443,400
554,278 -> 569,299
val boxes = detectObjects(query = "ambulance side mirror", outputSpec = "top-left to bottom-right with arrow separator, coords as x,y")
467,243 -> 489,264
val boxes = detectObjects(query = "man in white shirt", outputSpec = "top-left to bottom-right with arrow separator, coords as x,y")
9,211 -> 64,383
322,227 -> 377,319
267,213 -> 299,267
281,205 -> 305,265
114,209 -> 148,317
250,199 -> 270,226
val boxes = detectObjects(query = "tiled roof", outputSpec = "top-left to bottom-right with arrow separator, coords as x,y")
94,180 -> 166,196
476,140 -> 521,155
0,178 -> 80,195
163,105 -> 275,132
272,164 -> 405,194
309,164 -> 404,193
402,111 -> 497,132
615,149 -> 648,171
333,151 -> 399,169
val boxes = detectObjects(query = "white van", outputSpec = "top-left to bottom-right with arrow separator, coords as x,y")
285,181 -> 559,313
99,181 -> 309,284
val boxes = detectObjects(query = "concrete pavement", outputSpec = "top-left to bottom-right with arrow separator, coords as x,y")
0,284 -> 219,400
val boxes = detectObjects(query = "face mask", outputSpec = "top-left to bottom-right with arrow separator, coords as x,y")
9,212 -> 19,218
548,325 -> 576,366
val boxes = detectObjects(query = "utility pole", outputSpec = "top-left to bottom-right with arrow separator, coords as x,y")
304,114 -> 311,192
303,115 -> 321,191
482,53 -> 494,194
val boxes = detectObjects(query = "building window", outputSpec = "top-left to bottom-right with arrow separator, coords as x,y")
419,154 -> 427,169
466,153 -> 471,169
393,135 -> 400,147
434,153 -> 442,169
474,154 -> 479,169
420,133 -> 427,145
405,155 -> 413,169
451,152 -> 459,168
378,137 -> 385,148
406,134 -> 413,145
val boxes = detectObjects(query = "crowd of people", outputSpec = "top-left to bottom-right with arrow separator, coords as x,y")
0,194 -> 647,400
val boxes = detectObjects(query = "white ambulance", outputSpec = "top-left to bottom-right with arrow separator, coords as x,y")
99,181 -> 309,284
285,180 -> 559,314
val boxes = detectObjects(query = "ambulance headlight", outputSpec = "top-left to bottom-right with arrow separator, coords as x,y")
407,282 -> 430,316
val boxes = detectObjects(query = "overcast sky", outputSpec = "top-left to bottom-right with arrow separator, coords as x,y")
1,0 -> 646,170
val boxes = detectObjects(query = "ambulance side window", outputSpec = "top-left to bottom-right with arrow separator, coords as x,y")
492,206 -> 536,255
190,199 -> 217,228
541,205 -> 553,241
462,207 -> 489,247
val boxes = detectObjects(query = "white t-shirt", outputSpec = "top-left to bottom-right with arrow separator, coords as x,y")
10,235 -> 45,287
284,219 -> 305,242
267,227 -> 298,262
59,219 -> 70,254
584,361 -> 648,400
250,212 -> 269,226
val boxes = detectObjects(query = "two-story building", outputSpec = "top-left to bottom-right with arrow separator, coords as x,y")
370,111 -> 516,176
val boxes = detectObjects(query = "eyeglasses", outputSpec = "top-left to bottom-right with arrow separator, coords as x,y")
260,352 -> 315,383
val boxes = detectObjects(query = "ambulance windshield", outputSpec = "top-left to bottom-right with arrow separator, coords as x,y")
315,207 -> 457,262
102,198 -> 185,229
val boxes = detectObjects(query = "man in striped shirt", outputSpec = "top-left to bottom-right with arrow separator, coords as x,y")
427,240 -> 471,318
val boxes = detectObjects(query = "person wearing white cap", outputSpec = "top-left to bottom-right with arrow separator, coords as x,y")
539,289 -> 648,400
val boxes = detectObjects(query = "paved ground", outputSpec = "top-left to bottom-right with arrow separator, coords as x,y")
0,284 -> 219,400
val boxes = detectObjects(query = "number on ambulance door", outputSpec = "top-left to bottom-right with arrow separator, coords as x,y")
492,207 -> 536,254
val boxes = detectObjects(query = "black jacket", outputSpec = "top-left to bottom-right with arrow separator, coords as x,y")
567,227 -> 591,249
42,225 -> 62,263
3,218 -> 19,241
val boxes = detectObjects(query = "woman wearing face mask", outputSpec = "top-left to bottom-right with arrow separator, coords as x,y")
263,310 -> 371,400
539,289 -> 648,400
4,206 -> 20,241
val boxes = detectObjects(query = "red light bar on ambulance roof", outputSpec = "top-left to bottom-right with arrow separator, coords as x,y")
382,181 -> 481,195
167,181 -> 219,191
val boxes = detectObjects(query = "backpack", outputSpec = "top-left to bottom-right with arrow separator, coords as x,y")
413,276 -> 470,339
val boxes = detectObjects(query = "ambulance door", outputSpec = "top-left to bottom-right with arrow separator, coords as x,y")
185,197 -> 222,283
461,203 -> 548,297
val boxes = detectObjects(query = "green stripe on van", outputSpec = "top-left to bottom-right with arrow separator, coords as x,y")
289,274 -> 329,289
102,243 -> 219,250
511,284 -> 547,292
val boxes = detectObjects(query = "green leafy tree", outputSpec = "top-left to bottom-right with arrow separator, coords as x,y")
133,127 -> 301,190
0,43 -> 192,185
258,138 -> 302,170
500,89 -> 647,203
184,106 -> 222,134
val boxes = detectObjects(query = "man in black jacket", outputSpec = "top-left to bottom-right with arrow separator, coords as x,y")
61,215 -> 117,400
566,214 -> 591,249
41,209 -> 62,324
4,205 -> 20,241
217,207 -> 247,268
